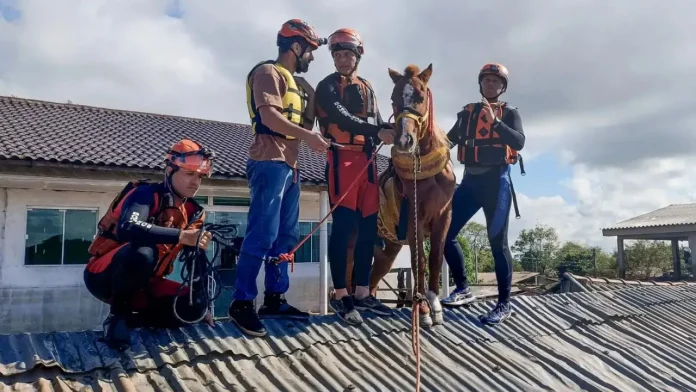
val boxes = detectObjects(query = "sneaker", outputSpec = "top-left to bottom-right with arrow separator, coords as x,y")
258,293 -> 310,320
441,286 -> 476,307
229,300 -> 267,337
100,313 -> 131,351
329,295 -> 363,326
479,302 -> 512,326
354,295 -> 393,316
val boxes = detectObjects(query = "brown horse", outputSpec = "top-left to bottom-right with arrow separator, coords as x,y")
344,64 -> 456,327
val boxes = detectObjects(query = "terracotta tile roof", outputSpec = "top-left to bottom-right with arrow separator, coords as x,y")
0,95 -> 389,185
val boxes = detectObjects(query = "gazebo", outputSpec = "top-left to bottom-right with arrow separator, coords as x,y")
602,203 -> 696,279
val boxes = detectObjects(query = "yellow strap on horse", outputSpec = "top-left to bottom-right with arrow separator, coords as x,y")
391,144 -> 450,180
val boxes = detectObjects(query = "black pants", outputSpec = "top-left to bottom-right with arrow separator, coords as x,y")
443,166 -> 515,303
84,243 -> 206,328
328,206 -> 378,290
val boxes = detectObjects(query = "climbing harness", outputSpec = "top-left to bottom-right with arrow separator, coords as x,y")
173,223 -> 239,324
271,142 -> 385,271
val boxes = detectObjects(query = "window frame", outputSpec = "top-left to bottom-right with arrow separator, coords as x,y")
23,205 -> 100,267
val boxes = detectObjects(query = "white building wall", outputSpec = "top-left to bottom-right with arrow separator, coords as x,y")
0,180 -> 410,333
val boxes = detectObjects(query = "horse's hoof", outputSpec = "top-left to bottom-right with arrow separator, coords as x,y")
420,314 -> 433,328
432,311 -> 444,326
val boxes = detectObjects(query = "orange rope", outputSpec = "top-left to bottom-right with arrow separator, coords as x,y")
276,143 -> 386,271
412,300 -> 422,392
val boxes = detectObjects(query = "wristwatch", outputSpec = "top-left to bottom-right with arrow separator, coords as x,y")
493,117 -> 502,127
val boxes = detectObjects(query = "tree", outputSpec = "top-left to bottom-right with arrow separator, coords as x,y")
622,240 -> 673,280
459,222 -> 494,279
512,223 -> 560,275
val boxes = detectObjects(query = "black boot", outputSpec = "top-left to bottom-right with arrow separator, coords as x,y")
258,292 -> 310,320
100,313 -> 131,351
229,300 -> 267,337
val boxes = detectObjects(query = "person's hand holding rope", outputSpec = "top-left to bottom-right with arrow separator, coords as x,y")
174,223 -> 239,325
179,228 -> 213,250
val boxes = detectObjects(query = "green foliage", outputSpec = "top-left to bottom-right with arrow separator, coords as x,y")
418,220 -> 681,282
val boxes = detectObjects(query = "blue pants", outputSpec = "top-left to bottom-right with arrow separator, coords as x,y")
233,159 -> 300,301
443,165 -> 515,303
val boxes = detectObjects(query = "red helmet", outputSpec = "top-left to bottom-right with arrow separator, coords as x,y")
479,63 -> 509,85
165,139 -> 215,177
328,28 -> 364,56
277,19 -> 325,49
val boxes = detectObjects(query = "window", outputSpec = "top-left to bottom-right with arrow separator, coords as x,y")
212,196 -> 250,207
295,221 -> 333,263
24,208 -> 98,266
192,196 -> 208,205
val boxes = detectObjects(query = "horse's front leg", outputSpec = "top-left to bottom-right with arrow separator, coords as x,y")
426,208 -> 452,326
408,208 -> 431,328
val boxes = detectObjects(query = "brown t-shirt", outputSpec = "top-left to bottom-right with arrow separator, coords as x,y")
248,63 -> 301,169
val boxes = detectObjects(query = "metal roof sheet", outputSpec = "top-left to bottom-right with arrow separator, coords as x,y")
603,203 -> 696,230
2,286 -> 696,391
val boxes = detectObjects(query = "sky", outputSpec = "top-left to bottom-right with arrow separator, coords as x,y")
1,0 -> 695,251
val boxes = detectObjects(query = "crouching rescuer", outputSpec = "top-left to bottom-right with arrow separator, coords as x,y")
84,139 -> 215,350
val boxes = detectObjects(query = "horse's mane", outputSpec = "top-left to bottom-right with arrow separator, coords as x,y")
404,64 -> 420,78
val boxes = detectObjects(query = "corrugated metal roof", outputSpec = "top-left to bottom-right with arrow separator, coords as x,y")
603,203 -> 696,230
2,286 -> 696,391
550,273 -> 696,294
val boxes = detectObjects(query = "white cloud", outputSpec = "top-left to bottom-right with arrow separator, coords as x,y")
2,0 -> 695,254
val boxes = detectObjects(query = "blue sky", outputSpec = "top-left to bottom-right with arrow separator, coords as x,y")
0,0 -> 20,22
511,152 -> 574,202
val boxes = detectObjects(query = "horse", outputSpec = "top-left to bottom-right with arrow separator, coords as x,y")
343,64 -> 456,328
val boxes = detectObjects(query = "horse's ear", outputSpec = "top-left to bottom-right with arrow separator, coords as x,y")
388,68 -> 402,84
418,63 -> 433,84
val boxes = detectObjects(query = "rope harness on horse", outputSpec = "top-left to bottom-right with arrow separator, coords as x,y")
172,223 -> 239,324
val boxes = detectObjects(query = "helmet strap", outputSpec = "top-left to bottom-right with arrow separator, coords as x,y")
164,165 -> 186,202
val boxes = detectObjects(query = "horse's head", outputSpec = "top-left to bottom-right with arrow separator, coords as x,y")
388,63 -> 433,154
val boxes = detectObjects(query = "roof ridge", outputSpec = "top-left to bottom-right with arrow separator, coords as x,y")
0,94 -> 244,127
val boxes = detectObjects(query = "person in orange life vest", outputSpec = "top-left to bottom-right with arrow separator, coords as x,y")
228,19 -> 331,338
441,63 -> 526,326
83,139 -> 215,351
315,28 -> 396,326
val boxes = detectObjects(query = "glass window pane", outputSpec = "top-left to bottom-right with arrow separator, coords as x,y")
213,212 -> 248,237
63,210 -> 98,265
295,222 -> 314,263
212,197 -> 250,206
25,209 -> 63,265
193,196 -> 208,205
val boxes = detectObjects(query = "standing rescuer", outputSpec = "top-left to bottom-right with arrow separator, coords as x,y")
315,28 -> 395,326
441,63 -> 526,325
228,19 -> 331,337
83,139 -> 215,351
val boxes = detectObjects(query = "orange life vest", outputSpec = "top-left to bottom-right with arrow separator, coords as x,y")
317,74 -> 377,151
457,102 -> 520,166
87,180 -> 206,277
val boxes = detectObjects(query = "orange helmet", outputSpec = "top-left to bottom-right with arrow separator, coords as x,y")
479,63 -> 509,85
277,19 -> 325,49
165,139 -> 215,177
328,28 -> 364,56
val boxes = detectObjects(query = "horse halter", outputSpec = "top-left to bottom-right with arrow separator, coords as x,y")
392,88 -> 434,142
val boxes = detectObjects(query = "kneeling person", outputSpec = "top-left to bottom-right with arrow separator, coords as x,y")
84,139 -> 215,350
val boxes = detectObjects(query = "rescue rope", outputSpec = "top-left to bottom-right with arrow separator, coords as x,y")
411,143 -> 423,392
274,143 -> 385,271
173,223 -> 239,324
